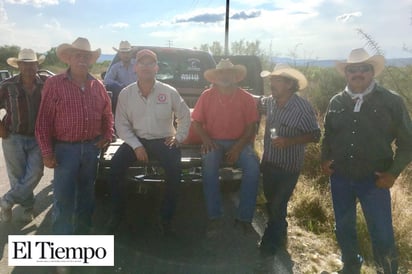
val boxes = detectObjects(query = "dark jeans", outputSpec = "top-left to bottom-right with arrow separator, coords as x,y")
109,139 -> 181,222
331,172 -> 398,274
260,163 -> 300,253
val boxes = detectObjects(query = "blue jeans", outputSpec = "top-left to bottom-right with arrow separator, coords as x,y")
2,134 -> 44,208
260,163 -> 300,252
52,140 -> 100,235
202,140 -> 260,222
109,139 -> 181,221
330,172 -> 398,274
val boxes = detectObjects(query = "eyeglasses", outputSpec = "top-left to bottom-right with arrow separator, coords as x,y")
345,64 -> 373,74
137,61 -> 157,68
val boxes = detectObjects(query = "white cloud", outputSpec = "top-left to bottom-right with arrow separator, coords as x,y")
0,1 -> 8,23
99,22 -> 130,31
336,12 -> 362,23
5,0 -> 59,7
44,18 -> 61,30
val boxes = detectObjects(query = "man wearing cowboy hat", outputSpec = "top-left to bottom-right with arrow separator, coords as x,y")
258,64 -> 320,258
321,48 -> 412,274
0,48 -> 49,223
35,37 -> 114,236
104,40 -> 136,114
191,59 -> 260,237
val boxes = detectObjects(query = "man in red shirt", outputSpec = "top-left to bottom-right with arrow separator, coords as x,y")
35,37 -> 114,236
192,59 -> 260,237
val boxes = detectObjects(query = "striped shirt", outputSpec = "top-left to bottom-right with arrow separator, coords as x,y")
35,71 -> 114,157
0,74 -> 48,136
261,94 -> 320,172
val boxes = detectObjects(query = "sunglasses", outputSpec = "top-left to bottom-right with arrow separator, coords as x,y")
345,64 -> 373,74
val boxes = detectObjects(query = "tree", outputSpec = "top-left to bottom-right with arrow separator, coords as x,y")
199,41 -> 224,56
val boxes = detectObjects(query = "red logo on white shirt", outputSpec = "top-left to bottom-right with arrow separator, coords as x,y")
157,93 -> 167,103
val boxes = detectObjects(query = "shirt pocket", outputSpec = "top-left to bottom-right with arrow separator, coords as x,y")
155,103 -> 172,120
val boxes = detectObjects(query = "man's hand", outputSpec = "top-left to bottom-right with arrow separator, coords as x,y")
225,145 -> 242,164
43,155 -> 58,169
321,160 -> 335,175
134,146 -> 149,163
375,172 -> 397,189
200,138 -> 218,154
164,136 -> 179,148
271,136 -> 291,149
95,138 -> 110,149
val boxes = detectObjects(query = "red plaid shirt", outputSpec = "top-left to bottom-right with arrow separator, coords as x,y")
35,71 -> 114,157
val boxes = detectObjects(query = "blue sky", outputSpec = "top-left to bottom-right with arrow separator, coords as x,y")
0,0 -> 411,59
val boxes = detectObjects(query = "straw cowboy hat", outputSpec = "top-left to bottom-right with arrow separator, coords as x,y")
112,40 -> 132,52
56,37 -> 101,65
336,48 -> 385,77
7,48 -> 45,68
260,63 -> 308,90
204,59 -> 247,84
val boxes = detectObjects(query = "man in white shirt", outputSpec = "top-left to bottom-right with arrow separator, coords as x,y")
107,49 -> 191,235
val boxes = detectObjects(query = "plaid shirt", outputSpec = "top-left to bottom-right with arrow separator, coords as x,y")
0,74 -> 48,136
35,71 -> 114,157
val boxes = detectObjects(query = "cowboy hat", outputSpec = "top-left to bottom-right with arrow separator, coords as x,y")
336,48 -> 385,77
56,37 -> 101,65
204,59 -> 247,84
112,40 -> 132,52
7,48 -> 45,68
260,63 -> 308,90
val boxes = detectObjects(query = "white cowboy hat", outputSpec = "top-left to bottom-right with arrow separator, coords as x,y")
204,59 -> 247,84
56,37 -> 101,65
260,63 -> 308,90
7,48 -> 45,68
112,40 -> 132,52
336,48 -> 385,77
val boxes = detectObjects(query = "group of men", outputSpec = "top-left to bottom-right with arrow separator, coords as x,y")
0,36 -> 411,274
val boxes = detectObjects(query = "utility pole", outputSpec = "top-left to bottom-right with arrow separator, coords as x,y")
224,0 -> 229,56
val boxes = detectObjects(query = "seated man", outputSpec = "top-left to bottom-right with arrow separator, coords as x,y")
104,40 -> 136,114
192,59 -> 260,237
107,49 -> 191,235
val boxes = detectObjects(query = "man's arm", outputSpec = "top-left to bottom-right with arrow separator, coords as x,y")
171,91 -> 191,144
114,88 -> 142,150
103,63 -> 121,86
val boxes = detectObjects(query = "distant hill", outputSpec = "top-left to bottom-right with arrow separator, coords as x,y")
97,54 -> 115,63
272,57 -> 412,67
97,54 -> 412,67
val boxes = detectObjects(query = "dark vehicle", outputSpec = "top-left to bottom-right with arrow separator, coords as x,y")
97,47 -> 264,193
0,70 -> 11,82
